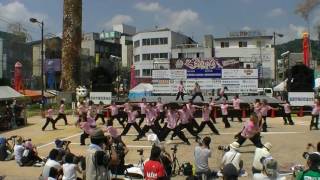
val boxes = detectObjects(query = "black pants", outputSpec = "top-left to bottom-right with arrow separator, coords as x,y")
42,117 -> 56,130
215,94 -> 228,101
108,114 -> 124,127
283,113 -> 294,125
80,131 -> 89,145
222,115 -> 231,128
262,116 -> 268,132
237,133 -> 263,148
210,110 -> 217,123
252,167 -> 262,174
157,112 -> 165,123
198,121 -> 220,135
55,113 -> 68,125
173,123 -> 199,138
138,114 -> 146,126
176,92 -> 184,100
191,92 -> 204,101
191,118 -> 200,130
231,109 -> 242,122
121,123 -> 142,136
160,126 -> 189,143
137,125 -> 159,139
95,114 -> 105,124
310,115 -> 319,130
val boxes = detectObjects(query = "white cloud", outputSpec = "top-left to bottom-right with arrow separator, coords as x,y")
267,8 -> 286,17
134,2 -> 164,12
242,26 -> 251,31
168,9 -> 200,31
104,14 -> 133,29
265,24 -> 309,44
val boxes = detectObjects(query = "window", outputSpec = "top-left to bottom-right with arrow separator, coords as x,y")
239,41 -> 247,47
221,42 -> 229,48
134,55 -> 140,62
160,38 -> 168,45
151,53 -> 159,60
142,39 -> 150,46
142,69 -> 152,76
160,53 -> 168,59
151,38 -> 160,45
134,40 -> 140,47
142,54 -> 151,60
134,70 -> 140,77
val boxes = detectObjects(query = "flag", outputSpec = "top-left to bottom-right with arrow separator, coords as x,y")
130,65 -> 137,89
303,32 -> 310,67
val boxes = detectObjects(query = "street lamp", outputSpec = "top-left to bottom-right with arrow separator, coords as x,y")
30,18 -> 44,113
273,32 -> 284,84
110,55 -> 121,100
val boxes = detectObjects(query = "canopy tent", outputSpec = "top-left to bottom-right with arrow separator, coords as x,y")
128,83 -> 153,99
273,79 -> 287,92
0,86 -> 24,101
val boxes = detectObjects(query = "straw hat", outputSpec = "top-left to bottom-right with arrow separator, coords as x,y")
229,142 -> 240,150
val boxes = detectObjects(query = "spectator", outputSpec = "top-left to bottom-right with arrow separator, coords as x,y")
194,136 -> 217,179
48,167 -> 59,180
62,153 -> 81,180
0,137 -> 14,161
144,145 -> 166,180
13,136 -> 25,166
42,149 -> 62,179
85,129 -> 118,180
20,141 -> 43,166
253,158 -> 285,180
221,142 -> 243,174
252,142 -> 272,174
222,163 -> 239,180
294,153 -> 320,179
54,139 -> 71,162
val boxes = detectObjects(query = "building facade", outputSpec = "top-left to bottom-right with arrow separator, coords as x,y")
132,28 -> 194,82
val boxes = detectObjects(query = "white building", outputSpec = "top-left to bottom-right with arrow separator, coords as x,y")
132,28 -> 194,82
214,31 -> 275,82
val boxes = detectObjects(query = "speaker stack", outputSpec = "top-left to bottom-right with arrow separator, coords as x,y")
286,64 -> 314,92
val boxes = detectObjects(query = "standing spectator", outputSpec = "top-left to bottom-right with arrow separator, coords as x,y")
42,105 -> 57,131
252,142 -> 272,174
231,95 -> 242,122
55,100 -> 68,126
194,136 -> 217,179
191,82 -> 204,101
215,86 -> 228,101
13,136 -> 25,166
253,158 -> 286,180
62,153 -> 81,180
41,149 -> 62,179
143,145 -> 166,180
176,80 -> 185,101
221,142 -> 243,174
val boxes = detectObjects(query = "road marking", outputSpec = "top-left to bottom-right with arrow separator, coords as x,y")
37,133 -> 82,149
70,142 -> 152,148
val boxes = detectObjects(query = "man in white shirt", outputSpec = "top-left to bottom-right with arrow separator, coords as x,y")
194,137 -> 217,178
41,149 -> 62,179
252,142 -> 272,174
221,142 -> 242,173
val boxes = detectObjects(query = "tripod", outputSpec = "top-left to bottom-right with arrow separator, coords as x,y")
171,150 -> 182,176
137,153 -> 144,168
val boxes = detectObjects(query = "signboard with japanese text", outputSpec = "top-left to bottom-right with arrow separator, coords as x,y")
152,69 -> 187,80
222,69 -> 258,79
187,69 -> 222,78
221,79 -> 258,94
90,92 -> 112,104
288,92 -> 314,106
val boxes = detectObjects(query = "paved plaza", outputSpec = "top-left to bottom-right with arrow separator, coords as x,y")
0,114 -> 319,180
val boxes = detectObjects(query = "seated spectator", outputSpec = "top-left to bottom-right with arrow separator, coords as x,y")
144,145 -> 166,180
0,136 -> 14,161
222,163 -> 239,180
54,139 -> 71,162
252,142 -> 272,174
13,136 -> 25,166
20,141 -> 43,166
294,152 -> 320,180
221,142 -> 243,174
194,136 -> 217,179
48,167 -> 59,180
62,153 -> 81,180
42,149 -> 62,179
253,158 -> 285,180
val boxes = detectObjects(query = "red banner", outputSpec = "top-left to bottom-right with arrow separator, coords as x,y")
303,32 -> 310,67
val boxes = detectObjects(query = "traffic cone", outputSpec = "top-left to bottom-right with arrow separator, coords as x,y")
298,107 -> 304,117
242,109 -> 246,118
271,109 -> 276,118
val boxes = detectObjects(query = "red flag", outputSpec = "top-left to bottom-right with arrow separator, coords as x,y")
303,32 -> 310,67
14,61 -> 23,91
130,65 -> 137,89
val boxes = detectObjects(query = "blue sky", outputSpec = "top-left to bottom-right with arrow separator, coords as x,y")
0,0 -> 319,43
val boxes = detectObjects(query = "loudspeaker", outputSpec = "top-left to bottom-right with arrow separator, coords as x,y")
286,64 -> 314,92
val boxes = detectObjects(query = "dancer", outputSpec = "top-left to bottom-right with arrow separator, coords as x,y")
218,99 -> 231,128
55,100 -> 68,125
310,99 -> 320,130
156,97 -> 165,123
279,100 -> 294,125
138,98 -> 147,126
76,101 -> 87,126
186,100 -> 200,130
95,101 -> 105,124
107,101 -> 125,127
252,99 -> 261,115
159,106 -> 190,145
260,99 -> 277,132
231,95 -> 242,122
42,105 -> 57,131
79,113 -> 96,145
215,86 -> 228,101
208,97 -> 217,124
197,104 -> 220,135
176,80 -> 185,101
191,82 -> 204,101
235,113 -> 263,148
121,106 -> 142,136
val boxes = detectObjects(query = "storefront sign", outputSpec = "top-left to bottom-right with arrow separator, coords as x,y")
288,92 -> 314,106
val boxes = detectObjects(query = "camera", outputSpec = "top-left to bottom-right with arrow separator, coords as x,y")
218,145 -> 230,152
137,149 -> 144,156
171,144 -> 178,153
7,135 -> 18,140
63,140 -> 71,145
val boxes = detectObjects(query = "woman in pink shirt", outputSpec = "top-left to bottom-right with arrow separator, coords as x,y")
310,99 -> 320,130
260,99 -> 276,132
186,100 -> 200,130
215,86 -> 228,101
138,98 -> 147,126
159,107 -> 190,145
252,99 -> 261,115
197,104 -> 220,135
80,113 -> 96,145
208,97 -> 217,124
156,97 -> 165,123
218,100 -> 231,128
95,101 -> 106,124
231,95 -> 242,122
54,100 -> 68,125
42,105 -> 57,131
121,106 -> 142,136
107,101 -> 125,127
176,80 -> 185,101
279,100 -> 294,125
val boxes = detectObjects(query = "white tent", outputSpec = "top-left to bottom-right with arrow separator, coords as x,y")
0,86 -> 24,101
128,83 -> 153,99
315,78 -> 320,88
273,79 -> 287,92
